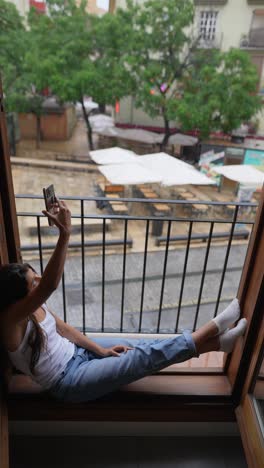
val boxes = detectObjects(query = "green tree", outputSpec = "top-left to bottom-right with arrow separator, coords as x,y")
0,0 -> 26,106
31,0 -> 135,150
125,0 -> 261,146
0,1 -> 51,148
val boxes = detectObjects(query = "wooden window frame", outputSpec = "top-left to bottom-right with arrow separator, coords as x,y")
0,80 -> 21,265
1,77 -> 264,463
0,79 -> 21,468
236,312 -> 264,467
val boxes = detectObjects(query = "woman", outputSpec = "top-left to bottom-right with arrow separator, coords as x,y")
0,199 -> 247,403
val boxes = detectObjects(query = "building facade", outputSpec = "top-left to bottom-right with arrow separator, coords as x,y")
114,0 -> 264,135
86,0 -> 109,15
8,0 -> 30,16
8,0 -> 110,17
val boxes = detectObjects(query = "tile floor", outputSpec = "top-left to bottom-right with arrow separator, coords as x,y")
9,435 -> 247,468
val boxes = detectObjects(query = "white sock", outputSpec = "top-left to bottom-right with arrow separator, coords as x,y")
219,318 -> 247,353
212,298 -> 240,334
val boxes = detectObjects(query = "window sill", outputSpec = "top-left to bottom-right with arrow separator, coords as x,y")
8,374 -> 234,422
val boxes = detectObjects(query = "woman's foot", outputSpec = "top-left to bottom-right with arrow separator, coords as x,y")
212,298 -> 240,334
219,318 -> 247,353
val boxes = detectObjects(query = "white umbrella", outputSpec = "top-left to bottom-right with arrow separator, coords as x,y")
99,163 -> 162,185
96,127 -> 163,144
115,128 -> 163,144
89,114 -> 115,132
168,133 -> 198,146
137,153 -> 216,186
213,165 -> 264,186
90,147 -> 138,165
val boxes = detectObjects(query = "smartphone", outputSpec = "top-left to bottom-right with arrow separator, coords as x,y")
43,184 -> 56,226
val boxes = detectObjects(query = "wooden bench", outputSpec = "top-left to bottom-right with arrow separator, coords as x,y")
191,204 -> 209,215
28,218 -> 112,236
109,204 -> 129,215
155,229 -> 250,246
152,203 -> 172,214
21,238 -> 133,252
104,194 -> 129,215
141,191 -> 158,199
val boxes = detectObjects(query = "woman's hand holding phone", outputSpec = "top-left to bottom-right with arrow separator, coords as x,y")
43,198 -> 71,236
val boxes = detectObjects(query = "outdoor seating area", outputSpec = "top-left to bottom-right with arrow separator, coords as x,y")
136,185 -> 172,216
95,178 -> 129,215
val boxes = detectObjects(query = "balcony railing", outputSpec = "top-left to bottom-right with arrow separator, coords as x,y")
15,195 -> 257,337
240,28 -> 264,48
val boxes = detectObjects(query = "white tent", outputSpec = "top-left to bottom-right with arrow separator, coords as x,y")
168,133 -> 198,146
90,147 -> 138,165
96,127 -> 198,146
213,165 -> 264,186
98,152 -> 215,186
98,127 -> 163,144
99,163 -> 162,185
89,114 -> 115,132
137,153 -> 216,186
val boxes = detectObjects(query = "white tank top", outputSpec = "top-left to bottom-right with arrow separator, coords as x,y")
8,304 -> 75,389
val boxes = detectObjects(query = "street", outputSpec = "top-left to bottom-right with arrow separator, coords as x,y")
29,243 -> 248,334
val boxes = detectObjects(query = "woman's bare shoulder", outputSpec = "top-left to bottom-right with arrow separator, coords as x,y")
0,311 -> 28,351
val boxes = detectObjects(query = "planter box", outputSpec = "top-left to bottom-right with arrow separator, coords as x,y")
18,102 -> 76,141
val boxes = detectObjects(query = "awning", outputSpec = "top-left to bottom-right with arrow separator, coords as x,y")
213,165 -> 264,186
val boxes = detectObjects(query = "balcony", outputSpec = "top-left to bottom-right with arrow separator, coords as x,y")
240,28 -> 264,48
14,194 -> 256,348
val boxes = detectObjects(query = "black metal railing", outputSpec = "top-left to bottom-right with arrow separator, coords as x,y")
15,194 -> 257,335
249,28 -> 264,48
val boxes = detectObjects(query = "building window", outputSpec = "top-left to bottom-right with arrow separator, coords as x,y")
199,11 -> 218,41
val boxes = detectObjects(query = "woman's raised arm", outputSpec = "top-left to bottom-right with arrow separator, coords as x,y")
5,199 -> 71,324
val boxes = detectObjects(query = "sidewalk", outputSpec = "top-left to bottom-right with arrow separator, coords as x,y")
15,119 -> 96,161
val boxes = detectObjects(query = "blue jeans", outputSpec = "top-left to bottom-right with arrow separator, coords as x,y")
49,332 -> 198,403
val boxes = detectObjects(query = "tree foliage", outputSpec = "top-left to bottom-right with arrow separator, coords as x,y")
0,0 -> 26,103
0,0 -> 262,151
28,0 -> 135,149
125,0 -> 262,144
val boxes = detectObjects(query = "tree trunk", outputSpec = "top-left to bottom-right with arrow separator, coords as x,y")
36,114 -> 41,149
161,113 -> 170,150
81,99 -> 94,150
98,103 -> 106,114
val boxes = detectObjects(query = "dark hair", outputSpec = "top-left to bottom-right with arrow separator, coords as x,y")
0,263 -> 47,385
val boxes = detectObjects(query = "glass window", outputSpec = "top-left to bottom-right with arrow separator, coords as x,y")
199,11 -> 218,41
